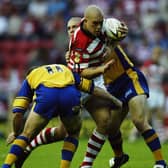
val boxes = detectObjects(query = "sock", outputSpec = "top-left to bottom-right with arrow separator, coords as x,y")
60,136 -> 79,168
2,165 -> 10,168
2,136 -> 28,168
108,130 -> 123,157
142,128 -> 166,165
80,129 -> 107,168
26,127 -> 57,152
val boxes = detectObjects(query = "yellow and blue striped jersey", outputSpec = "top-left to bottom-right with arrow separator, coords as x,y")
12,64 -> 94,113
105,45 -> 149,103
27,64 -> 75,89
104,45 -> 134,84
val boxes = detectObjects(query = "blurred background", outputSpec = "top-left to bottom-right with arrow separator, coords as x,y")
0,0 -> 168,142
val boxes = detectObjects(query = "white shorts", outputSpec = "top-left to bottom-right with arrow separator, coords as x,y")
81,75 -> 106,104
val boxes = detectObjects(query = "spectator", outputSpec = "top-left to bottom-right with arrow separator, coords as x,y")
7,8 -> 22,40
0,11 -> 8,39
47,0 -> 68,18
28,0 -> 48,20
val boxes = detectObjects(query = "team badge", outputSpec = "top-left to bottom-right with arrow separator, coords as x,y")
74,51 -> 80,63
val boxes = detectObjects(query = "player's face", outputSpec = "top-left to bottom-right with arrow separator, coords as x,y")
85,16 -> 103,37
67,20 -> 79,37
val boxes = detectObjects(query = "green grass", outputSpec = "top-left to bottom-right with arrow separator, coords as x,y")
0,138 -> 167,168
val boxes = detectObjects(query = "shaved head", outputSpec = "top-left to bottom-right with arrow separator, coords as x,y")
83,5 -> 104,36
84,5 -> 104,19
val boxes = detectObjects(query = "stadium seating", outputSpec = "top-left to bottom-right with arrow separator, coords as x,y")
0,40 -> 54,79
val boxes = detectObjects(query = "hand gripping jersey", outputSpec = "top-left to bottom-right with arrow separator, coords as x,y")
12,64 -> 94,114
68,20 -> 107,72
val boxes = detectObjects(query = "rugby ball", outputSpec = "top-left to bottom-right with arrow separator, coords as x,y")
104,18 -> 127,41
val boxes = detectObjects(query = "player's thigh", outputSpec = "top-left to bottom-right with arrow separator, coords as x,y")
85,97 -> 113,130
22,111 -> 49,139
85,95 -> 111,113
110,108 -> 126,128
128,94 -> 148,121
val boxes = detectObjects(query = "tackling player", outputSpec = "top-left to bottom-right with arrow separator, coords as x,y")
7,17 -> 83,168
79,7 -> 167,168
2,63 -> 121,168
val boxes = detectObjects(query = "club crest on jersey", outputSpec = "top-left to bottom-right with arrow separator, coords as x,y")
74,51 -> 80,63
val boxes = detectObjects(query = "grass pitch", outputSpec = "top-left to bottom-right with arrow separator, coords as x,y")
0,138 -> 167,168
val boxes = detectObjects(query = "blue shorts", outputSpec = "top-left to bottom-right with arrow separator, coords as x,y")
32,84 -> 81,120
106,67 -> 149,105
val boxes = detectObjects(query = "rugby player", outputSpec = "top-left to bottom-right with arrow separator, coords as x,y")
78,5 -> 167,168
2,63 -> 121,168
67,5 -> 129,168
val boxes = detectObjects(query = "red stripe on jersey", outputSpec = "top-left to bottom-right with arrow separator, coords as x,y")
68,22 -> 106,72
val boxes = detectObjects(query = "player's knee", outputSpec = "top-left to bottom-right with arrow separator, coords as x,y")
132,115 -> 149,132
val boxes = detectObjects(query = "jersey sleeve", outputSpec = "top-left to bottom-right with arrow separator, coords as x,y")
12,79 -> 33,113
73,72 -> 94,93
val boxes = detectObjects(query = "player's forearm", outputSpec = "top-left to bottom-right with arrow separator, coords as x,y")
13,112 -> 24,136
93,87 -> 122,108
81,66 -> 104,79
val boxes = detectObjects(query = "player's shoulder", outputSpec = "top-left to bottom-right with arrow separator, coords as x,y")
73,26 -> 89,43
71,28 -> 90,51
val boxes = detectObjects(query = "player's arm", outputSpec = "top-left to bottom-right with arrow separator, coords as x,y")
6,79 -> 33,145
74,73 -> 122,108
12,79 -> 33,134
80,59 -> 115,79
93,86 -> 122,108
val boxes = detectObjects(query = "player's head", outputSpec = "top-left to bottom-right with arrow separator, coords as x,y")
83,5 -> 104,37
67,17 -> 81,37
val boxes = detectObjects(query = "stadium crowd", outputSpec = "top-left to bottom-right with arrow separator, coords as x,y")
0,0 -> 168,142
